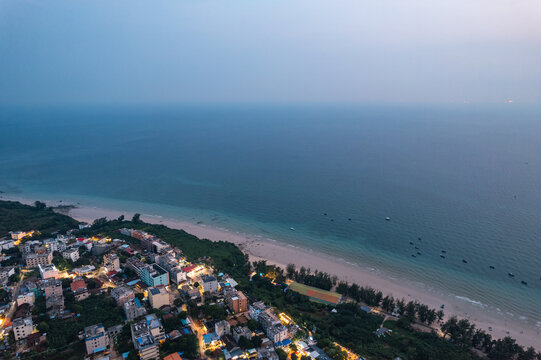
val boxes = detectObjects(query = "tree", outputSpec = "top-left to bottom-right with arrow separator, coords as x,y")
132,213 -> 141,223
247,319 -> 259,331
286,264 -> 296,279
34,201 -> 47,210
276,348 -> 287,360
251,335 -> 262,348
117,215 -> 125,221
238,336 -> 251,350
37,322 -> 50,333
488,337 -> 521,360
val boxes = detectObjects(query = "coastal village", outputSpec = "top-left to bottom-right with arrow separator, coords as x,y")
0,200 -> 539,360
0,217 -> 354,360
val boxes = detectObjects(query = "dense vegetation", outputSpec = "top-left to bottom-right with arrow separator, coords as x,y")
0,200 -> 79,237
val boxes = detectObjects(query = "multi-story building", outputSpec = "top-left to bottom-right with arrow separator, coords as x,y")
42,278 -> 63,298
104,253 -> 120,272
130,314 -> 164,359
225,289 -> 248,313
23,240 -> 41,254
232,326 -> 252,343
249,301 -> 269,321
148,286 -> 170,309
126,256 -> 146,276
0,266 -> 15,285
38,263 -> 58,279
25,251 -> 53,268
16,291 -> 35,306
46,294 -> 64,317
266,323 -> 288,344
131,314 -> 165,344
201,275 -> 219,294
134,333 -> 159,360
62,248 -> 80,262
140,264 -> 169,287
71,277 -> 90,301
10,231 -> 28,240
215,320 -> 230,337
0,239 -> 15,250
111,286 -> 134,306
43,238 -> 66,252
157,254 -> 186,284
84,324 -> 109,355
13,317 -> 33,341
123,298 -> 147,321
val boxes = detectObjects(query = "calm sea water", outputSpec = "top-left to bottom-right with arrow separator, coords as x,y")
1,104 -> 541,327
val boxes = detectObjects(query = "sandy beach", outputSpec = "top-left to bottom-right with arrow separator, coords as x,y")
5,196 -> 541,348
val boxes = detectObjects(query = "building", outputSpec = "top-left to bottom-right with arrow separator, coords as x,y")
84,324 -> 110,355
225,289 -> 248,314
25,251 -> 53,267
0,266 -> 15,284
104,253 -> 121,272
249,301 -> 268,321
148,286 -> 170,309
10,231 -> 32,240
38,263 -> 58,279
232,326 -> 252,343
43,238 -> 66,252
123,298 -> 147,321
111,286 -> 135,306
126,256 -> 146,276
215,320 -> 231,337
16,291 -> 35,306
62,248 -> 80,262
23,240 -> 41,254
42,278 -> 63,298
46,294 -> 64,317
140,264 -> 169,287
71,277 -> 90,301
201,275 -> 219,294
0,239 -> 15,250
13,317 -> 33,340
131,314 -> 165,343
266,323 -> 288,344
131,314 -> 165,360
134,333 -> 159,360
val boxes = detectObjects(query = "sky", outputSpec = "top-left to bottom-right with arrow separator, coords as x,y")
0,0 -> 540,105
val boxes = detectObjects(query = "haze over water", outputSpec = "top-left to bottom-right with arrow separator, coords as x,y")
1,104 -> 541,329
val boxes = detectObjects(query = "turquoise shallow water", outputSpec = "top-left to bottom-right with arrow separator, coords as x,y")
1,104 -> 541,330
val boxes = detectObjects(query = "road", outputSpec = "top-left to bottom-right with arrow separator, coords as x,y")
0,271 -> 25,336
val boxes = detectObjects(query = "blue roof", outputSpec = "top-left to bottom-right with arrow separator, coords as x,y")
126,280 -> 139,286
203,333 -> 220,343
275,339 -> 292,347
134,297 -> 142,307
361,306 -> 371,313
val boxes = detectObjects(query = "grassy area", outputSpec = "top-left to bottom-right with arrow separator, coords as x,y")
0,200 -> 79,237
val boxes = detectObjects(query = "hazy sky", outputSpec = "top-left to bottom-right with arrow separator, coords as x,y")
1,0 -> 540,105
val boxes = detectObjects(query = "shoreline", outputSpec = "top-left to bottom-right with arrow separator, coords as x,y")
3,195 -> 541,348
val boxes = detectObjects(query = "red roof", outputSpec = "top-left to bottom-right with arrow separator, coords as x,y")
182,265 -> 197,273
106,270 -> 118,277
71,279 -> 87,291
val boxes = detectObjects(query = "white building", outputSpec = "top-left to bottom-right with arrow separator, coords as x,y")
13,317 -> 33,341
39,263 -> 59,279
0,240 -> 15,250
104,253 -> 120,272
111,286 -> 134,306
201,275 -> 219,294
62,248 -> 80,262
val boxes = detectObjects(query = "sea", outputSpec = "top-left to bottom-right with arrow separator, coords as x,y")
1,104 -> 541,332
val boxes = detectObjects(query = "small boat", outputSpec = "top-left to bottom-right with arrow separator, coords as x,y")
440,255 -> 446,259
462,259 -> 468,264
441,250 -> 447,254
323,213 -> 327,216
489,266 -> 495,269
330,219 -> 334,222
411,254 -> 416,258
385,217 -> 391,221
521,281 -> 528,285
290,227 -> 295,231
418,237 -> 422,241
441,304 -> 445,309
508,273 -> 515,277
417,252 -> 421,255
414,246 -> 419,250
409,241 -> 414,245
348,218 -> 352,221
